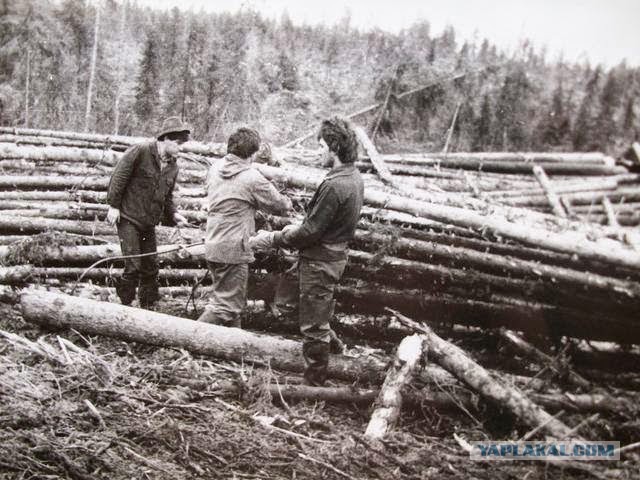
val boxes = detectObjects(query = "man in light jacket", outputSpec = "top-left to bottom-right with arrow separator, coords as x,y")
198,127 -> 292,327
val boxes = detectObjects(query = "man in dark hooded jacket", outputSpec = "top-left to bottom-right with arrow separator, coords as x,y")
106,117 -> 190,308
198,127 -> 292,327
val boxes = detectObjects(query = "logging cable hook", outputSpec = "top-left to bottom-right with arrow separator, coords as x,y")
69,240 -> 205,296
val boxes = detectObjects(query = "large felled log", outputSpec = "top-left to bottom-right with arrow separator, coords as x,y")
354,231 -> 640,294
0,215 -> 202,243
255,164 -> 640,269
0,128 -> 227,157
0,242 -> 205,267
0,190 -> 107,203
365,334 -> 424,440
389,309 -> 580,440
0,142 -> 121,165
19,290 -> 459,387
390,151 -> 615,165
357,158 -> 626,176
501,186 -> 640,208
0,175 -> 109,190
0,214 -> 113,236
0,266 -> 207,284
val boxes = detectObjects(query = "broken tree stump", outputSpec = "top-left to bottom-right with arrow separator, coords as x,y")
354,126 -> 401,189
498,328 -> 591,390
388,308 -> 582,440
532,165 -> 567,218
365,334 -> 424,440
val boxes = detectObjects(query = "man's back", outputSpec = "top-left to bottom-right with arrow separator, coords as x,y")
204,153 -> 290,263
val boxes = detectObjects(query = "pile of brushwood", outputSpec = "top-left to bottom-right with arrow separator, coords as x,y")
1,127 -> 640,478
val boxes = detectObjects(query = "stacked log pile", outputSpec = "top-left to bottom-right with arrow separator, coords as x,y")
2,127 -> 640,461
1,127 -> 640,345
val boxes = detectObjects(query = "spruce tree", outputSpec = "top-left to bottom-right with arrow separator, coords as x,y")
134,36 -> 159,123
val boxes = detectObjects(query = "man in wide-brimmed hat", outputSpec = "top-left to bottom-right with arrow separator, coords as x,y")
106,116 -> 190,308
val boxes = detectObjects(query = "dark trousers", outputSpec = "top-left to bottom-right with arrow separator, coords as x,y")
198,261 -> 248,328
274,257 -> 346,343
274,256 -> 347,385
116,218 -> 158,306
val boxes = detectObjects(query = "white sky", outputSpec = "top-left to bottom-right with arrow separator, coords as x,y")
139,0 -> 640,66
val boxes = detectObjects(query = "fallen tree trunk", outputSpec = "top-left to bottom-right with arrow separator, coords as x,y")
365,334 -> 424,440
256,164 -> 640,270
0,142 -> 121,165
0,190 -> 107,202
357,159 -> 626,176
0,175 -> 109,190
18,290 -> 450,387
499,329 -> 591,390
354,231 -> 640,294
215,383 -> 635,415
0,215 -> 201,243
0,128 -> 227,157
502,186 -> 640,208
392,151 -> 615,165
532,165 -> 567,218
0,214 -> 113,236
389,309 -> 580,440
354,126 -> 400,189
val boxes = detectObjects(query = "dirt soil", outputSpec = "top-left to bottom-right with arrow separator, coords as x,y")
0,298 -> 638,480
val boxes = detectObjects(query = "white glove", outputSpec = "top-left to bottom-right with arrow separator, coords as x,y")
173,212 -> 189,227
248,230 -> 275,251
106,207 -> 120,226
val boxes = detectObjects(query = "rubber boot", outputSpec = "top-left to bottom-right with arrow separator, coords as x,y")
139,280 -> 159,309
197,307 -> 220,325
115,279 -> 137,306
302,341 -> 330,386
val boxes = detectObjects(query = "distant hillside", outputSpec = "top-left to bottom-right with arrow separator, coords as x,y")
1,0 -> 639,154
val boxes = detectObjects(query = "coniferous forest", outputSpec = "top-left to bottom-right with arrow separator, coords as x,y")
1,0 -> 639,154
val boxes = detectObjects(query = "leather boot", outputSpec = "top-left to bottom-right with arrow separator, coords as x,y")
115,279 -> 137,306
302,341 -> 330,386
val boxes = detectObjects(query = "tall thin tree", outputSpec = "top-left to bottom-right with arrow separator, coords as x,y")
84,3 -> 100,132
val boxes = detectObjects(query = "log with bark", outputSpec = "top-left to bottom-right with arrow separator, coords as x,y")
388,309 -> 581,440
18,289 -> 452,387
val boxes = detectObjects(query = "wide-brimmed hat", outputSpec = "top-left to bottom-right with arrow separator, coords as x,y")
156,116 -> 191,140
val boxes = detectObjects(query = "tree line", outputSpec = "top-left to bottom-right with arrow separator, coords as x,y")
1,0 -> 638,154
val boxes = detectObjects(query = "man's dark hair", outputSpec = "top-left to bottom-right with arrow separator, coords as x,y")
227,127 -> 261,159
317,117 -> 358,164
159,130 -> 190,143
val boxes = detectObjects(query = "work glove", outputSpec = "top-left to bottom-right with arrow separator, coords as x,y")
106,207 -> 120,226
282,224 -> 298,235
248,230 -> 275,251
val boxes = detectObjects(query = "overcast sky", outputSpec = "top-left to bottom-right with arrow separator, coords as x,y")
139,0 -> 640,66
